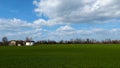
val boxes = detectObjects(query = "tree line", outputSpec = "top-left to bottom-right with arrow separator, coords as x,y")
35,38 -> 120,44
1,36 -> 120,46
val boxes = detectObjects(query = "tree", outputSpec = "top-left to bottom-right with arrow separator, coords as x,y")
26,37 -> 32,41
2,36 -> 8,45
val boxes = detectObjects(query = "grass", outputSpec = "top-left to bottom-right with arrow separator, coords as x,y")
0,44 -> 120,68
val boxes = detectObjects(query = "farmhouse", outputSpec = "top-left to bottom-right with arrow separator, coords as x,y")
9,40 -> 35,46
25,41 -> 35,46
9,40 -> 25,46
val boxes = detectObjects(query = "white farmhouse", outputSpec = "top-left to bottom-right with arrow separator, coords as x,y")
25,41 -> 34,46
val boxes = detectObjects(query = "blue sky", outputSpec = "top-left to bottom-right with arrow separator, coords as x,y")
0,0 -> 38,22
0,0 -> 120,41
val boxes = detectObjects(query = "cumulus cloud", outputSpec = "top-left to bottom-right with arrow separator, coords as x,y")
0,18 -> 32,32
5,28 -> 44,40
32,0 -> 120,40
49,27 -> 120,40
0,18 -> 43,40
1,18 -> 120,41
56,25 -> 75,31
33,19 -> 63,26
34,0 -> 120,24
1,0 -> 120,41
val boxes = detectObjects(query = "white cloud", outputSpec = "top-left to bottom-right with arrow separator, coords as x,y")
6,28 -> 43,38
33,19 -> 63,26
1,18 -> 120,41
34,0 -> 120,24
32,0 -> 120,40
1,0 -> 120,41
56,25 -> 74,31
46,26 -> 120,40
0,18 -> 32,32
0,18 -> 44,40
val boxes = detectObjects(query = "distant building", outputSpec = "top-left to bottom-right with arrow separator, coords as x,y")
9,40 -> 25,46
9,40 -> 16,46
9,40 -> 35,46
25,41 -> 35,46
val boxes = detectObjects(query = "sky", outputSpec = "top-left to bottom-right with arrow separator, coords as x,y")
0,0 -> 120,41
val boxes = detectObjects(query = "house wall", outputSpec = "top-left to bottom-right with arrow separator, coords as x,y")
26,42 -> 34,46
9,41 -> 16,46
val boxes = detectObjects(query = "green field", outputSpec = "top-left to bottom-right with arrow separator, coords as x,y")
0,44 -> 120,68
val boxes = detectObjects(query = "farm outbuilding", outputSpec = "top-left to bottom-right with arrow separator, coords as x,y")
9,40 -> 35,46
9,40 -> 25,46
25,41 -> 35,46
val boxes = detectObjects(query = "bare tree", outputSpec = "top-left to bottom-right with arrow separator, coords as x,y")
26,37 -> 32,41
2,36 -> 8,46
